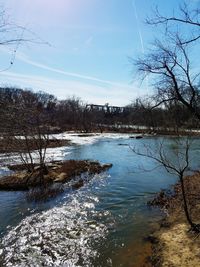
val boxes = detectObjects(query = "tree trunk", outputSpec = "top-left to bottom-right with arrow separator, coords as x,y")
179,174 -> 194,228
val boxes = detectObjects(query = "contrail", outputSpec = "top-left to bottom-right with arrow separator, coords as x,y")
132,0 -> 145,54
0,47 -> 133,90
132,0 -> 149,92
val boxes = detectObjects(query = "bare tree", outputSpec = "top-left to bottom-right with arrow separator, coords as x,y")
0,6 -> 49,75
131,137 -> 200,232
1,88 -> 56,183
134,36 -> 200,122
132,1 -> 200,125
146,2 -> 200,45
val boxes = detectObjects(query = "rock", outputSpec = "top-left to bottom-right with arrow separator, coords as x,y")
34,166 -> 41,171
54,172 -> 67,182
129,135 -> 143,139
118,143 -> 129,146
102,163 -> 113,170
135,135 -> 143,139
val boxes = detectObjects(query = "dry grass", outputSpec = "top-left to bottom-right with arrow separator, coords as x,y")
150,172 -> 200,223
155,223 -> 200,267
58,160 -> 107,177
0,160 -> 112,190
150,172 -> 200,266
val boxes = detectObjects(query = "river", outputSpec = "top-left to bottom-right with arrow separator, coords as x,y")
0,134 -> 200,266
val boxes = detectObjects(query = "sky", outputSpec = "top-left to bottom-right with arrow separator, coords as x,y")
0,0 -> 198,106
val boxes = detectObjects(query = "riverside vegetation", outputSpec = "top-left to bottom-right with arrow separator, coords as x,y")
1,87 -> 200,266
1,1 -> 200,265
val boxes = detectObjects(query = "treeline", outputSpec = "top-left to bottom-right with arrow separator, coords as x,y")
0,87 -> 199,134
126,98 -> 199,132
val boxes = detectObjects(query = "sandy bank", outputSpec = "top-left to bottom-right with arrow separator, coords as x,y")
155,223 -> 200,266
150,172 -> 200,266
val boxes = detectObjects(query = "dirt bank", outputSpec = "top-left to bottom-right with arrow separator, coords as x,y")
149,172 -> 200,267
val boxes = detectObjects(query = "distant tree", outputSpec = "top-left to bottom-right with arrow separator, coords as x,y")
1,88 -> 57,182
0,6 -> 49,137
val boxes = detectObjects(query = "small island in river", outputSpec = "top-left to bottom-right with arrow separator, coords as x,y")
0,160 -> 112,191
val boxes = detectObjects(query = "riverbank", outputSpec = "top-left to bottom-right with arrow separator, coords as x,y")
0,138 -> 71,153
2,129 -> 200,154
1,131 -> 200,165
149,172 -> 200,266
1,133 -> 200,266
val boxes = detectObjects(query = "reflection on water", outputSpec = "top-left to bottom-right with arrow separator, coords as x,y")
0,174 -> 113,267
0,136 -> 200,266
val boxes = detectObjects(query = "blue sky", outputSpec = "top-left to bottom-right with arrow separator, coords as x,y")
0,0 -> 197,105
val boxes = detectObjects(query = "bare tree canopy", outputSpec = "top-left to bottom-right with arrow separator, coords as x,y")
133,2 -> 200,122
0,7 -> 50,72
146,2 -> 200,45
134,39 -> 200,120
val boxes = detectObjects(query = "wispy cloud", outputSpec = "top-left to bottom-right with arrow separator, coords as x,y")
0,48 -> 149,105
7,49 -> 133,90
85,36 -> 94,47
0,71 -> 142,106
61,24 -> 134,34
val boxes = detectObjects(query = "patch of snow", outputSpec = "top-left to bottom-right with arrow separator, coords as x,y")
50,132 -> 132,146
0,132 -> 134,167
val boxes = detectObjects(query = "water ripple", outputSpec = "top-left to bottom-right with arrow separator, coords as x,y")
0,176 -> 112,267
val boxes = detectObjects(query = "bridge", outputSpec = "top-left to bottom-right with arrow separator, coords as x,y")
86,104 -> 130,114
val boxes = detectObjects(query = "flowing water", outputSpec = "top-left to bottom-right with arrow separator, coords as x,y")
0,135 -> 200,266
